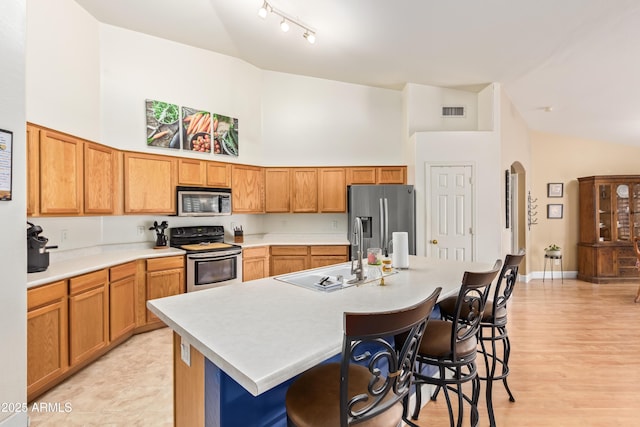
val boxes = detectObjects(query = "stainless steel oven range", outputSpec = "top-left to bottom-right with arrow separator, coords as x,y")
169,225 -> 242,292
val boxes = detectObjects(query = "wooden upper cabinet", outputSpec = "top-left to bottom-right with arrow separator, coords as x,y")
232,164 -> 265,213
177,159 -> 231,188
84,142 -> 118,215
26,124 -> 40,216
265,168 -> 291,213
319,168 -> 346,213
291,168 -> 318,213
39,130 -> 84,215
206,161 -> 232,188
123,152 -> 177,214
346,167 -> 377,185
178,158 -> 207,187
377,166 -> 406,184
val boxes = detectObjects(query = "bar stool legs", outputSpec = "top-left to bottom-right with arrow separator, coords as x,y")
479,323 -> 514,427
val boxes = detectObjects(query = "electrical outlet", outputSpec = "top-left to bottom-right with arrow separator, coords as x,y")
180,337 -> 191,366
331,220 -> 338,230
230,222 -> 236,231
137,226 -> 145,235
61,229 -> 68,242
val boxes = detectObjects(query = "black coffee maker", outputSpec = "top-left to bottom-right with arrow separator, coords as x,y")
27,221 -> 57,273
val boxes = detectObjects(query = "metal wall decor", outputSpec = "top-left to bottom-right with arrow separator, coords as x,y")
527,191 -> 538,230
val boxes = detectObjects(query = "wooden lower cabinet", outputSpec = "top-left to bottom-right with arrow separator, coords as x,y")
146,256 -> 185,324
27,280 -> 68,401
68,269 -> 109,367
578,243 -> 637,283
243,246 -> 270,281
270,245 -> 349,276
270,246 -> 310,276
109,262 -> 137,341
174,332 -> 205,427
310,245 -> 349,268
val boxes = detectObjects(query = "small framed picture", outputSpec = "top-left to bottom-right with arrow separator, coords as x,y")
547,204 -> 563,219
547,183 -> 563,198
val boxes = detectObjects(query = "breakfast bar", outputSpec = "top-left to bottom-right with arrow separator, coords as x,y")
147,256 -> 494,426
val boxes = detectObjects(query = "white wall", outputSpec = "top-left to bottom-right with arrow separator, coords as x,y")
99,24 -> 264,166
413,131 -> 502,264
0,1 -> 27,426
26,0 -> 100,140
261,71 -> 403,166
404,83 -> 480,135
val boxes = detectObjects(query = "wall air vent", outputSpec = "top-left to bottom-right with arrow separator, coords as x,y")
441,106 -> 466,117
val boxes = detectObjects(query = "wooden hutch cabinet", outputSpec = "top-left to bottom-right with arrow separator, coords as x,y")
578,175 -> 640,283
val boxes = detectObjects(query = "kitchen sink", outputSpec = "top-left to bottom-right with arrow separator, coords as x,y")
275,263 -> 388,292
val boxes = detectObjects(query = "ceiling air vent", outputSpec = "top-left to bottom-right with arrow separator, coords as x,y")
441,106 -> 466,117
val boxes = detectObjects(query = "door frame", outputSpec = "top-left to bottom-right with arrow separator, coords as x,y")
425,161 -> 477,261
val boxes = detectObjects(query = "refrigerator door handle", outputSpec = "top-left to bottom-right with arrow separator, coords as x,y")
383,198 -> 389,255
379,198 -> 384,250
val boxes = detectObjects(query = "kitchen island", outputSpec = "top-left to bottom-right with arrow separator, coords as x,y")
147,256 -> 495,427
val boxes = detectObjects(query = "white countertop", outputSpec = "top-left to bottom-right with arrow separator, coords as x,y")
147,256 -> 495,396
236,233 -> 350,248
27,246 -> 186,288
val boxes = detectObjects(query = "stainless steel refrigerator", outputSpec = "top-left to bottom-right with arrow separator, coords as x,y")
347,185 -> 416,257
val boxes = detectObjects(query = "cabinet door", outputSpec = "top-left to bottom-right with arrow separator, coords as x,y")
206,161 -> 231,188
40,129 -> 84,215
27,281 -> 68,400
178,158 -> 206,186
270,256 -> 309,276
109,262 -> 137,341
243,258 -> 269,281
319,168 -> 346,212
614,183 -> 631,242
84,142 -> 117,214
27,124 -> 40,216
291,168 -> 318,213
124,152 -> 177,214
69,272 -> 109,366
146,267 -> 184,323
265,168 -> 291,213
232,165 -> 265,213
346,167 -> 377,185
377,166 -> 406,184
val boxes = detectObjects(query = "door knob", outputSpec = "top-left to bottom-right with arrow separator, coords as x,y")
430,239 -> 438,245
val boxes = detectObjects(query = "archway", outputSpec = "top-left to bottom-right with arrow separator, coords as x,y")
510,161 -> 527,275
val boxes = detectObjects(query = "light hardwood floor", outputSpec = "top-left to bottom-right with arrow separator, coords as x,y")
28,278 -> 640,426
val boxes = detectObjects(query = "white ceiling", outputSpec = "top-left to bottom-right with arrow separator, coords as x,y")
74,0 -> 640,146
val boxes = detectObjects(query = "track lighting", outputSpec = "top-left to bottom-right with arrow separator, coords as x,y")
303,31 -> 316,44
258,1 -> 317,44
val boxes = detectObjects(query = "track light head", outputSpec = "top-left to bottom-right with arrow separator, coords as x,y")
304,31 -> 316,44
280,19 -> 290,32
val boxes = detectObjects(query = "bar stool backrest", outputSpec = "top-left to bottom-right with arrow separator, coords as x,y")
451,260 -> 502,359
491,251 -> 525,325
339,287 -> 442,426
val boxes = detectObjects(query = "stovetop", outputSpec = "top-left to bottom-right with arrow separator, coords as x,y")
169,226 -> 241,252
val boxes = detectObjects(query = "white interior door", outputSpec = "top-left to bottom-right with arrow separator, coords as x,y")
428,165 -> 473,260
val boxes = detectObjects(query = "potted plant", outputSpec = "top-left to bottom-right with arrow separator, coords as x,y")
545,244 -> 561,257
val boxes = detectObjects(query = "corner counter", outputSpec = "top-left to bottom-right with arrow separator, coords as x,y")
147,256 -> 494,427
27,246 -> 186,288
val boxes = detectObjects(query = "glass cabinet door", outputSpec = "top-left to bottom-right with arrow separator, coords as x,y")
615,184 -> 630,241
632,184 -> 640,240
598,184 -> 612,242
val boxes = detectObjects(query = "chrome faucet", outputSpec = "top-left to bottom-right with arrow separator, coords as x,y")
350,217 -> 366,282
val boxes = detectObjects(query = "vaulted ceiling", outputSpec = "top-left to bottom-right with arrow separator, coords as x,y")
74,0 -> 640,146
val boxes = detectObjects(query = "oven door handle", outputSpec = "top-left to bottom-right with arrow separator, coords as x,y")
187,249 -> 242,260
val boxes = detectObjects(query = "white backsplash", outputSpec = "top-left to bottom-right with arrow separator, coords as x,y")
27,212 -> 348,262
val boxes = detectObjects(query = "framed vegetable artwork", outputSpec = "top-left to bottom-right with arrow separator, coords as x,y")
182,107 -> 212,153
145,99 -> 180,149
547,183 -> 563,198
213,114 -> 239,156
547,204 -> 563,219
0,128 -> 13,201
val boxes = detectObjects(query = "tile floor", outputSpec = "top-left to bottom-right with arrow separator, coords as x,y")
28,328 -> 173,426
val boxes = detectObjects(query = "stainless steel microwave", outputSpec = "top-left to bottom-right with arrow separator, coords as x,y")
176,186 -> 232,216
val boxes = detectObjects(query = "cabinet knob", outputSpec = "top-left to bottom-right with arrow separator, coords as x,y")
430,239 -> 438,245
